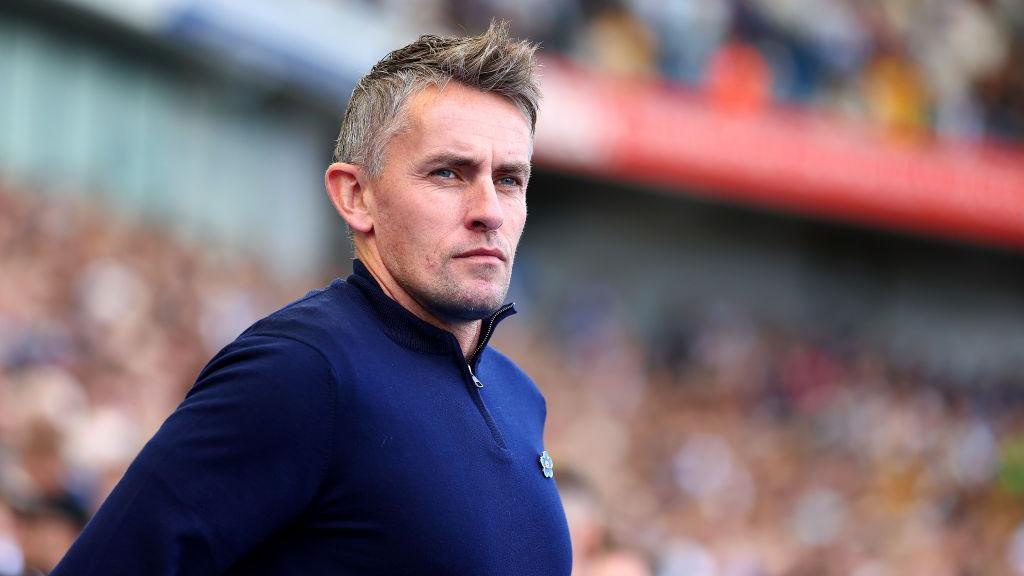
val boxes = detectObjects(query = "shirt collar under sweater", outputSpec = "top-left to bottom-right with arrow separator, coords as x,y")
346,259 -> 517,361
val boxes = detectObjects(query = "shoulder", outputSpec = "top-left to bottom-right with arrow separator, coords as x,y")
195,331 -> 337,393
223,279 -> 372,373
185,333 -> 337,445
242,279 -> 357,344
182,280 -> 374,447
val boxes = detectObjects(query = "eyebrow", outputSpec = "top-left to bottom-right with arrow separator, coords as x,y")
497,161 -> 532,181
420,152 -> 532,180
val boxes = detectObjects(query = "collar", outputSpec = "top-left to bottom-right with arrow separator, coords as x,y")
346,259 -> 517,362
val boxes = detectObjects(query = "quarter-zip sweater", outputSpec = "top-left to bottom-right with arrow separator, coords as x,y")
53,260 -> 572,575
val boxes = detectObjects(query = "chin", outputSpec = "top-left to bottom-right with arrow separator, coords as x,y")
431,289 -> 506,322
417,269 -> 509,321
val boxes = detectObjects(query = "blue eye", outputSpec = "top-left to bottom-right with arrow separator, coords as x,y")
432,169 -> 455,178
498,176 -> 520,187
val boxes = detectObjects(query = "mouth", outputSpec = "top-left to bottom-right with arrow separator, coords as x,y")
455,248 -> 506,262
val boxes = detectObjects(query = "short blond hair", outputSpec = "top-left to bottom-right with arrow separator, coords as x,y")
333,20 -> 541,177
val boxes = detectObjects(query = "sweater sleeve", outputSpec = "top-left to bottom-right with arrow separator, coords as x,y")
52,334 -> 337,575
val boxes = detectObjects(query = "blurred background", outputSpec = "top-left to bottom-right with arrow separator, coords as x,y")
2,0 -> 1024,574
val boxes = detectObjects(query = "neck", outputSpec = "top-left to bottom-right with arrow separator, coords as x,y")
355,249 -> 482,358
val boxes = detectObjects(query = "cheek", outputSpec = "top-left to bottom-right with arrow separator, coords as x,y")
504,201 -> 528,241
375,198 -> 420,239
378,206 -> 448,261
373,211 -> 419,267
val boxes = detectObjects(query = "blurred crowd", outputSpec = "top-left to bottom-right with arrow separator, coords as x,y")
3,179 -> 1024,575
427,0 -> 1024,142
0,184 -> 290,574
502,292 -> 1024,575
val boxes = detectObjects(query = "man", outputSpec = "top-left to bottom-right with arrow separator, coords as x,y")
53,22 -> 571,575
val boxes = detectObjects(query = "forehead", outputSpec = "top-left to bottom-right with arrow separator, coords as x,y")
398,82 -> 533,159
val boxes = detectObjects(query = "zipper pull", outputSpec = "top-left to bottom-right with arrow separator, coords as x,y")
468,364 -> 484,388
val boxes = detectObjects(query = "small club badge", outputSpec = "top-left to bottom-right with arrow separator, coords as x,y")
539,450 -> 554,479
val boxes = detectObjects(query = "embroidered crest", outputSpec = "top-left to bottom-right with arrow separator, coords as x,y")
539,450 -> 554,479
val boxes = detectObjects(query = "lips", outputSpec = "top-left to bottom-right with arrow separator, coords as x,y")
455,247 -> 506,262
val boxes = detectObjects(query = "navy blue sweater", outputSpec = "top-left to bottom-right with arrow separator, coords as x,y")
53,261 -> 572,575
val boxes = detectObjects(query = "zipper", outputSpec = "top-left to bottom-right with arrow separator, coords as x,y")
460,302 -> 515,450
466,302 -> 515,373
468,364 -> 484,388
465,366 -> 507,450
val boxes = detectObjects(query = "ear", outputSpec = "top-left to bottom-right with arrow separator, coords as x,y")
325,162 -> 374,234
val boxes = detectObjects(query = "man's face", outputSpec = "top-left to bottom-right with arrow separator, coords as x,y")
367,82 -> 532,322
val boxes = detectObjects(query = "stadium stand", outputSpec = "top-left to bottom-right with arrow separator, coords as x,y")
2,1 -> 1024,574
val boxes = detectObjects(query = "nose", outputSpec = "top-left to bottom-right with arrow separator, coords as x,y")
465,178 -> 504,232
